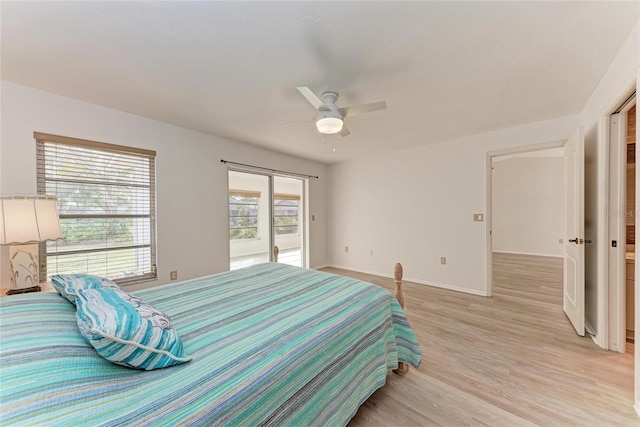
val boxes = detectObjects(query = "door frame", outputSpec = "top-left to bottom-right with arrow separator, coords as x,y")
599,80 -> 637,415
602,84 -> 636,354
607,97 -> 635,353
485,140 -> 567,297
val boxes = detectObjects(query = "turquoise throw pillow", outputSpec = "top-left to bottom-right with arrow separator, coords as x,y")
75,287 -> 191,370
51,274 -> 121,304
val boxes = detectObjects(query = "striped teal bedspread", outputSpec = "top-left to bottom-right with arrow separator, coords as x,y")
0,263 -> 421,426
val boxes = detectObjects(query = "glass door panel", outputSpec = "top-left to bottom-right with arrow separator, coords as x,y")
229,171 -> 270,270
273,176 -> 304,267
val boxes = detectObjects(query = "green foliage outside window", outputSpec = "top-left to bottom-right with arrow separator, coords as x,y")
274,199 -> 298,235
229,196 -> 259,239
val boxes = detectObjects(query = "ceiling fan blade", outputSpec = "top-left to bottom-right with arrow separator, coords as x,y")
297,87 -> 328,111
283,117 -> 314,127
339,100 -> 387,118
339,125 -> 351,137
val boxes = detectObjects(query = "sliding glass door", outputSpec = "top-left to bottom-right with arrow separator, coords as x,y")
228,170 -> 306,270
228,171 -> 269,269
273,176 -> 304,267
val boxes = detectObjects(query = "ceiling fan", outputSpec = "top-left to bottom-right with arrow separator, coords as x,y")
295,87 -> 387,137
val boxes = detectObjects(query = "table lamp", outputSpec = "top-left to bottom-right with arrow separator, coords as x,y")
0,195 -> 64,294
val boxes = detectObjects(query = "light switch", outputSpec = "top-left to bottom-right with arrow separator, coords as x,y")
473,213 -> 484,222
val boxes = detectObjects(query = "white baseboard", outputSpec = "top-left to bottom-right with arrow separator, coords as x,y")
311,263 -> 330,270
493,250 -> 562,258
404,276 -> 487,297
327,264 -> 393,280
326,264 -> 487,297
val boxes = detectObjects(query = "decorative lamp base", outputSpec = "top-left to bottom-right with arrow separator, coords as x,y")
9,243 -> 40,292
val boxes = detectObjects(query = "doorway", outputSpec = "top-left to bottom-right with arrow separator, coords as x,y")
228,170 -> 307,270
488,146 -> 568,328
485,141 -> 566,298
487,134 -> 590,338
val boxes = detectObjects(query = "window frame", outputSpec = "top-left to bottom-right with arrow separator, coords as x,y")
35,132 -> 157,286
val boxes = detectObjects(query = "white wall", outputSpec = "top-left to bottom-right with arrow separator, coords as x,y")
328,115 -> 578,295
492,155 -> 565,257
0,81 -> 329,290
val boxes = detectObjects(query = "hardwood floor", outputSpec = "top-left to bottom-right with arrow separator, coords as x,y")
323,252 -> 637,426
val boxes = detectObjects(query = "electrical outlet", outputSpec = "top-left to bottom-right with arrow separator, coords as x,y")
170,271 -> 178,280
344,246 -> 349,253
440,257 -> 446,265
473,213 -> 484,222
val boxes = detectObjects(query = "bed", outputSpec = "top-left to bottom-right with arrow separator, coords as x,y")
0,262 -> 421,426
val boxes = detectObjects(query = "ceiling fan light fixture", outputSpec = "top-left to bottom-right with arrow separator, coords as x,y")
316,116 -> 343,134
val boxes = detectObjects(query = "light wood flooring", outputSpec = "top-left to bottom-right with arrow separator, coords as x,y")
322,252 -> 637,426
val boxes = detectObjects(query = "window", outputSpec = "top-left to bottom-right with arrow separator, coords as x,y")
229,190 -> 259,239
36,133 -> 157,286
274,194 -> 299,236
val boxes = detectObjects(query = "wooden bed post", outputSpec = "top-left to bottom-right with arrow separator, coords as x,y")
393,262 -> 410,377
273,246 -> 279,263
394,262 -> 404,309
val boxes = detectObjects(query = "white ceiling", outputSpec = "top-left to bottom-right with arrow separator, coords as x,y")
1,1 -> 638,164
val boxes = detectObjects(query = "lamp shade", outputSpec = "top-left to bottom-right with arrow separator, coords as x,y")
0,196 -> 64,244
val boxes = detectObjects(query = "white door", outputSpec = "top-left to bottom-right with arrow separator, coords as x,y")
564,128 -> 585,336
607,112 -> 627,352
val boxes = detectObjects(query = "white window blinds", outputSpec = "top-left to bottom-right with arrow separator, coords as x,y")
229,190 -> 260,240
35,133 -> 157,286
274,193 -> 300,236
